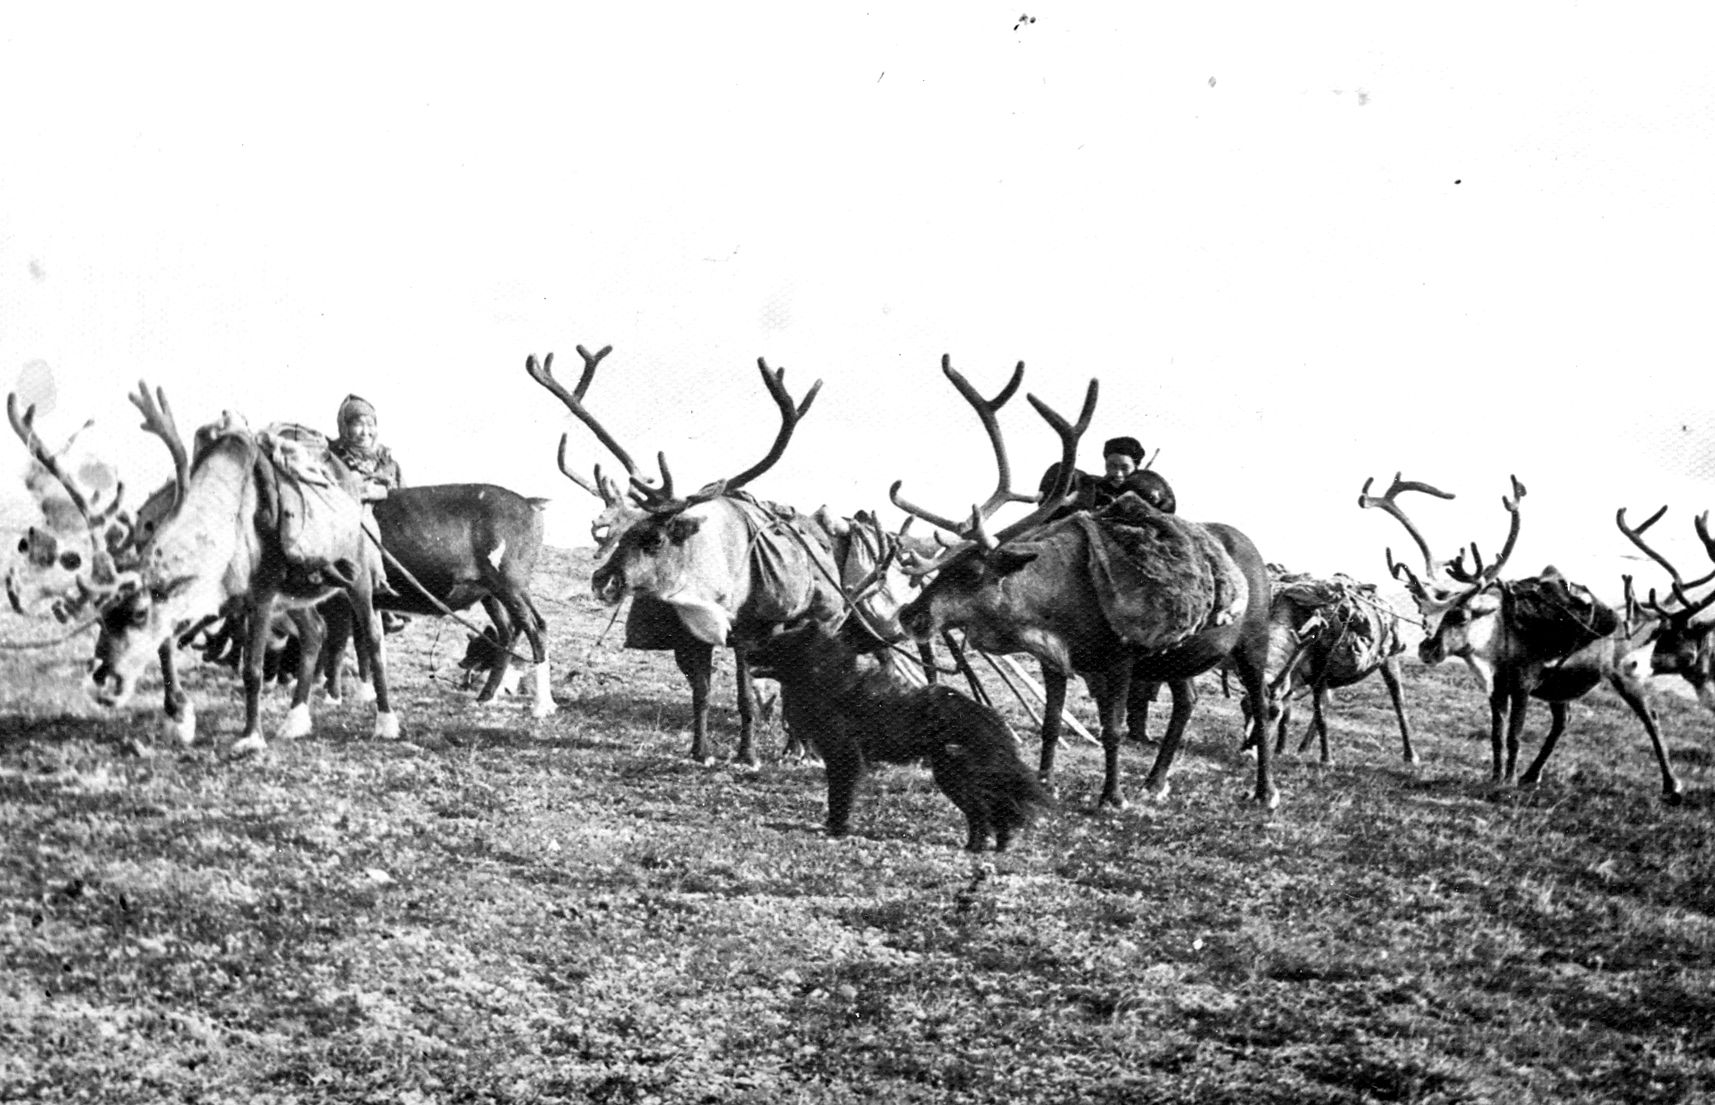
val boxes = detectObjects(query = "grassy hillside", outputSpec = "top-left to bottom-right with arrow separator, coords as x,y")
2,545 -> 1712,1103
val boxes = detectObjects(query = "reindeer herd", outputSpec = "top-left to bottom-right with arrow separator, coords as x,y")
6,351 -> 1715,850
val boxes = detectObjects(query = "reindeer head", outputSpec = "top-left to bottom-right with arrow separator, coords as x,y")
527,344 -> 822,621
3,395 -> 151,620
890,355 -> 1097,649
1616,505 -> 1715,710
1358,473 -> 1526,670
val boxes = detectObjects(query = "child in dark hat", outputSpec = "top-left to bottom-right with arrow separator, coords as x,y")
1039,434 -> 1177,517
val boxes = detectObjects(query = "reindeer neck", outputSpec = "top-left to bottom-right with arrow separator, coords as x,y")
144,439 -> 257,601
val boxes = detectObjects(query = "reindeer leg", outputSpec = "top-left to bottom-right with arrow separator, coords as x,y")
1379,659 -> 1418,764
1125,673 -> 1158,744
1139,678 -> 1196,804
512,592 -> 556,718
158,641 -> 196,746
917,641 -> 938,684
1274,688 -> 1293,757
1094,658 -> 1135,810
1486,686 -> 1510,785
349,584 -> 397,740
820,735 -> 864,839
320,598 -> 352,703
1518,700 -> 1568,790
733,646 -> 760,767
673,641 -> 716,763
1308,684 -> 1333,765
1037,666 -> 1069,787
280,609 -> 324,741
231,598 -> 276,757
474,597 -> 517,703
1601,672 -> 1683,804
1505,686 -> 1531,784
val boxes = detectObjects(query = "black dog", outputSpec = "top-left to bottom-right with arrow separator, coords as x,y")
750,623 -> 1050,851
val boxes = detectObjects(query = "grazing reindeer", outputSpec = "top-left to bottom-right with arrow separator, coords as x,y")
749,622 -> 1050,851
528,345 -> 845,765
89,395 -> 397,756
1263,567 -> 1417,764
6,385 -> 294,745
893,356 -> 1277,810
1359,474 -> 1681,802
1614,505 -> 1715,711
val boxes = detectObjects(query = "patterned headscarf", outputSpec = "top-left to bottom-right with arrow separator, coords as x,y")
337,394 -> 377,429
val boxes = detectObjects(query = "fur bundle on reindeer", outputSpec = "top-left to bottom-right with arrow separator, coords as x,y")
749,622 -> 1051,851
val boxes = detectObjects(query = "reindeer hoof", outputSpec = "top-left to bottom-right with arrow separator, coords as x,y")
1096,794 -> 1130,812
162,703 -> 197,747
280,703 -> 312,740
356,681 -> 378,705
1664,787 -> 1685,807
230,734 -> 268,758
1253,787 -> 1281,811
374,711 -> 400,740
530,698 -> 558,719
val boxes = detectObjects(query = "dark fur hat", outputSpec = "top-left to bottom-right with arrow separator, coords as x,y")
1102,435 -> 1144,462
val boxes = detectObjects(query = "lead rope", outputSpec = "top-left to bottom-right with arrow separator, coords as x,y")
0,613 -> 101,651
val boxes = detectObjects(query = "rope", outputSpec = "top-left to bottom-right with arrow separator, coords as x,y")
0,614 -> 100,651
360,524 -> 538,667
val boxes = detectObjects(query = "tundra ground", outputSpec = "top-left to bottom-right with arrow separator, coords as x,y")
3,546 -> 1713,1103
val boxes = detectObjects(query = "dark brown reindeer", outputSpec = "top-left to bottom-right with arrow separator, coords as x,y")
528,345 -> 845,765
312,482 -> 558,717
89,397 -> 397,756
1359,474 -> 1681,802
893,356 -> 1278,810
1614,505 -> 1715,712
1262,567 -> 1417,765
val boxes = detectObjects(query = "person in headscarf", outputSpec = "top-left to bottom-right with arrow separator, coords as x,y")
330,394 -> 404,612
331,395 -> 403,502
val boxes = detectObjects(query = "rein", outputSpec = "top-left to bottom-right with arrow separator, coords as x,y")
0,613 -> 101,651
360,525 -> 539,667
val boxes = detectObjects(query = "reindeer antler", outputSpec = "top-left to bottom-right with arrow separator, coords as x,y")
128,380 -> 189,508
527,347 -> 676,507
8,393 -> 98,525
893,356 -> 1097,570
1445,476 -> 1526,585
1616,504 -> 1715,620
721,357 -> 822,494
1357,474 -> 1456,582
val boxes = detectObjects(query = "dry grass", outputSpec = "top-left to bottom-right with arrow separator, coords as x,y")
3,545 -> 1713,1103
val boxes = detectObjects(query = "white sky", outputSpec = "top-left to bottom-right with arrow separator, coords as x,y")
2,3 -> 1712,598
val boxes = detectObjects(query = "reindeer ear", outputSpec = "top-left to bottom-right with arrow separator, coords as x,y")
986,547 -> 1039,575
666,516 -> 703,545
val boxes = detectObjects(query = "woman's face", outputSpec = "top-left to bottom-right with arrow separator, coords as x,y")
343,414 -> 379,450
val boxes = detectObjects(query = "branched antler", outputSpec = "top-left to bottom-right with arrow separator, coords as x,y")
1616,505 -> 1715,620
721,357 -> 822,494
1446,476 -> 1526,585
128,380 -> 189,508
527,347 -> 675,508
1357,473 -> 1456,583
893,356 -> 1097,571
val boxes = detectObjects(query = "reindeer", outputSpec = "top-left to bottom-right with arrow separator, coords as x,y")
892,356 -> 1278,810
1261,566 -> 1416,765
88,395 -> 397,756
1614,505 -> 1715,711
312,482 -> 558,717
1359,474 -> 1682,802
528,345 -> 845,765
6,386 -> 266,744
